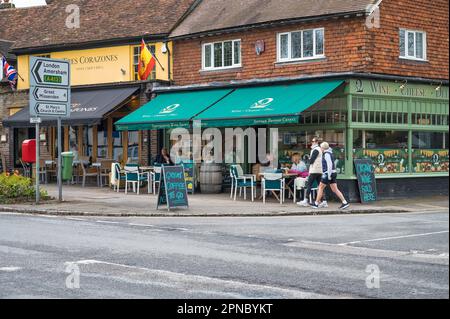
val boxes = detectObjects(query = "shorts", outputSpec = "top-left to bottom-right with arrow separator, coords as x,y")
321,173 -> 337,185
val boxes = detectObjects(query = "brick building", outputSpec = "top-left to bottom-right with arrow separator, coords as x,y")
0,0 -> 195,173
118,0 -> 449,200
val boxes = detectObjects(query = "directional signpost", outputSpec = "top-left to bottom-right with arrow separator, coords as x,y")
29,56 -> 71,203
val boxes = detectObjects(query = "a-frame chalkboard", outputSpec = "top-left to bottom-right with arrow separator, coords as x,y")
157,165 -> 189,211
354,159 -> 377,203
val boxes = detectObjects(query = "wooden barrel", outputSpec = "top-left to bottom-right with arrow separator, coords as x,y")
199,163 -> 223,193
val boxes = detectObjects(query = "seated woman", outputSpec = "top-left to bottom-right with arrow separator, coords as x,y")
289,153 -> 308,177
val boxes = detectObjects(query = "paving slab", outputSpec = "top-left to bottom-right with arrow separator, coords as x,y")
0,185 -> 448,217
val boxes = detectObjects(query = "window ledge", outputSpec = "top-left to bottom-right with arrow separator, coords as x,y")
398,57 -> 429,63
275,57 -> 327,66
200,67 -> 243,74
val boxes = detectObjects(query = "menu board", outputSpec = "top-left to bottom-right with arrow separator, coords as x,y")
354,159 -> 377,203
182,162 -> 195,194
157,165 -> 189,211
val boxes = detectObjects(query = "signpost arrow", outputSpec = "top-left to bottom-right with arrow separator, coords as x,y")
31,58 -> 70,87
33,86 -> 69,103
35,103 -> 68,117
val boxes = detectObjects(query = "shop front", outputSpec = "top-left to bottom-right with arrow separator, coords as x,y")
3,85 -> 145,166
116,77 -> 449,200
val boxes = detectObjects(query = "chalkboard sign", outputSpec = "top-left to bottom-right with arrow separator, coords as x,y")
354,159 -> 377,203
157,165 -> 189,211
181,161 -> 195,194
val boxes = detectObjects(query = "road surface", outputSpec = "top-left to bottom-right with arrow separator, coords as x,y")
0,210 -> 448,299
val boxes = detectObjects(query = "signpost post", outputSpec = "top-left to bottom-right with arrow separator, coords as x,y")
29,56 -> 70,203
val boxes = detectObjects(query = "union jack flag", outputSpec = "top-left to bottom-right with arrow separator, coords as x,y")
1,56 -> 18,89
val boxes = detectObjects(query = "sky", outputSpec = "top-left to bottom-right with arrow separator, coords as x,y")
11,0 -> 47,8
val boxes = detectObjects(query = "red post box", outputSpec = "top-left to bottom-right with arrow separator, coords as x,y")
22,139 -> 36,163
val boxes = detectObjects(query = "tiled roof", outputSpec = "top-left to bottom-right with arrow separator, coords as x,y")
170,0 -> 377,38
0,0 -> 196,51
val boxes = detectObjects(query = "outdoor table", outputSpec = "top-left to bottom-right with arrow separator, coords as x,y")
258,172 -> 298,201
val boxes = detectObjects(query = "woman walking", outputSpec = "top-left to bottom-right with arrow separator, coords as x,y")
297,137 -> 327,207
311,142 -> 350,210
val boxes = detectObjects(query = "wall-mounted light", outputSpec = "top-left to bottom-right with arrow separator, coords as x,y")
435,81 -> 443,91
399,80 -> 408,90
161,42 -> 168,54
0,134 -> 7,143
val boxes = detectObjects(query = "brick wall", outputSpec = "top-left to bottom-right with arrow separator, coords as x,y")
367,0 -> 449,79
0,89 -> 28,170
172,0 -> 448,86
173,16 -> 369,86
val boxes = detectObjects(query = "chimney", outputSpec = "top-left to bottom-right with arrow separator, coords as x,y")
0,0 -> 15,10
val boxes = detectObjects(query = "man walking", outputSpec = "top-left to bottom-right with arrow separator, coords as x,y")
311,142 -> 350,210
297,137 -> 327,207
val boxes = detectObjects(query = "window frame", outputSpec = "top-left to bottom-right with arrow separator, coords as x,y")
399,28 -> 427,61
132,44 -> 156,81
277,28 -> 325,63
202,39 -> 242,71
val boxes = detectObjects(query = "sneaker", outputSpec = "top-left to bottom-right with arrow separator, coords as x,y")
310,202 -> 319,209
339,202 -> 350,210
318,201 -> 328,208
297,199 -> 309,207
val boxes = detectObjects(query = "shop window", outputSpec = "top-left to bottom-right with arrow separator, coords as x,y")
97,121 -> 108,159
81,126 -> 94,158
202,39 -> 241,70
112,120 -> 123,163
69,126 -> 79,160
278,128 -> 345,174
13,128 -> 35,167
399,29 -> 427,61
133,44 -> 156,81
412,132 -> 449,173
353,130 -> 409,174
127,131 -> 139,164
277,28 -> 325,62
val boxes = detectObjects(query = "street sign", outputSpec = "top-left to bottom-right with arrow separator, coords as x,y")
30,57 -> 70,87
29,57 -> 71,118
30,117 -> 42,124
34,103 -> 68,117
32,86 -> 69,103
29,57 -> 71,203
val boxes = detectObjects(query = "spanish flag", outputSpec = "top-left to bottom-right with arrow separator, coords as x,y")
138,39 -> 156,81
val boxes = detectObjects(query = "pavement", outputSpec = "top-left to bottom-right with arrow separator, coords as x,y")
0,184 -> 448,217
0,210 -> 448,298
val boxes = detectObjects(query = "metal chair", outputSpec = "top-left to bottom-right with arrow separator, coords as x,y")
151,166 -> 162,195
230,164 -> 257,201
19,159 -> 31,178
125,164 -> 150,195
112,163 -> 126,192
261,173 -> 285,204
80,162 -> 99,187
98,159 -> 113,187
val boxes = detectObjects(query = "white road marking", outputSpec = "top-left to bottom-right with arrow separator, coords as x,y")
128,223 -> 156,227
68,259 -> 335,299
338,230 -> 450,246
0,267 -> 22,272
66,217 -> 86,221
96,220 -> 120,225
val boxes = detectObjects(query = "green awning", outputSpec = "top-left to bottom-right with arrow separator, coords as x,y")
193,80 -> 344,127
115,89 -> 232,130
